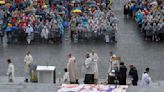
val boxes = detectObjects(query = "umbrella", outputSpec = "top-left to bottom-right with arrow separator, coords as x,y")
63,21 -> 69,27
8,23 -> 13,28
1,23 -> 7,30
86,1 -> 96,5
43,5 -> 47,8
73,7 -> 82,10
5,28 -> 12,32
58,11 -> 65,15
5,3 -> 11,7
89,4 -> 97,7
0,0 -> 5,4
53,0 -> 65,3
71,0 -> 81,3
57,5 -> 65,10
150,1 -> 158,5
71,9 -> 82,13
11,26 -> 18,30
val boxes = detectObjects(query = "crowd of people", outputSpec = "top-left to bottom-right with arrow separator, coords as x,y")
6,50 -> 152,86
0,0 -> 118,44
0,0 -> 66,44
124,0 -> 164,42
69,4 -> 118,43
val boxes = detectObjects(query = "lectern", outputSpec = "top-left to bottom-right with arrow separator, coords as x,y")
36,66 -> 56,83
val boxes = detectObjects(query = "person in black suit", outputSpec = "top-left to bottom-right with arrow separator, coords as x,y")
128,65 -> 138,86
118,62 -> 127,85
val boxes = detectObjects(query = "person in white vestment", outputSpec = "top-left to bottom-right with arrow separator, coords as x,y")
67,53 -> 79,84
6,59 -> 15,82
84,53 -> 94,84
90,50 -> 99,84
63,68 -> 70,84
141,68 -> 152,86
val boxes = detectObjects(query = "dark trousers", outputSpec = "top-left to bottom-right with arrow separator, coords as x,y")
132,80 -> 138,86
70,81 -> 76,84
84,74 -> 94,84
119,78 -> 126,85
0,36 -> 3,43
70,80 -> 79,84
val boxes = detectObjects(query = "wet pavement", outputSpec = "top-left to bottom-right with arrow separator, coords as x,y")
1,0 -> 164,82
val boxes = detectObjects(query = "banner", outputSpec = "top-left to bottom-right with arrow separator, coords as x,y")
58,84 -> 128,92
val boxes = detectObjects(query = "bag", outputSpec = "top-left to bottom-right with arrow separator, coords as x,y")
30,70 -> 38,83
127,76 -> 133,85
30,64 -> 38,82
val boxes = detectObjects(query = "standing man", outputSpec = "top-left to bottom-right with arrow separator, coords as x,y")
67,53 -> 79,84
108,51 -> 118,73
141,68 -> 152,86
24,51 -> 33,82
6,59 -> 15,82
90,50 -> 99,84
128,65 -> 138,86
108,51 -> 114,72
25,25 -> 33,44
84,53 -> 94,84
118,62 -> 127,85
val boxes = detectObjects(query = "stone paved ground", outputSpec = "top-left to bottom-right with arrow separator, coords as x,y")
0,84 -> 59,92
0,77 -> 59,92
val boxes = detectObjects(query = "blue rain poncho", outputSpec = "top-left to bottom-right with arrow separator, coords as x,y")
135,12 -> 143,23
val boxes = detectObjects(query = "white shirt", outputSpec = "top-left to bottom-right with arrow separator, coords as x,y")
24,54 -> 33,65
63,72 -> 70,84
26,26 -> 33,36
90,53 -> 99,62
90,53 -> 99,79
68,56 -> 76,63
41,27 -> 49,39
7,63 -> 15,80
85,57 -> 94,74
141,72 -> 151,86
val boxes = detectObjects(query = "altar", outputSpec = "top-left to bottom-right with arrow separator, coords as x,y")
36,66 -> 56,83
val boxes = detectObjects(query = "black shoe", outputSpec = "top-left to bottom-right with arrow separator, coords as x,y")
9,79 -> 13,82
24,79 -> 28,83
